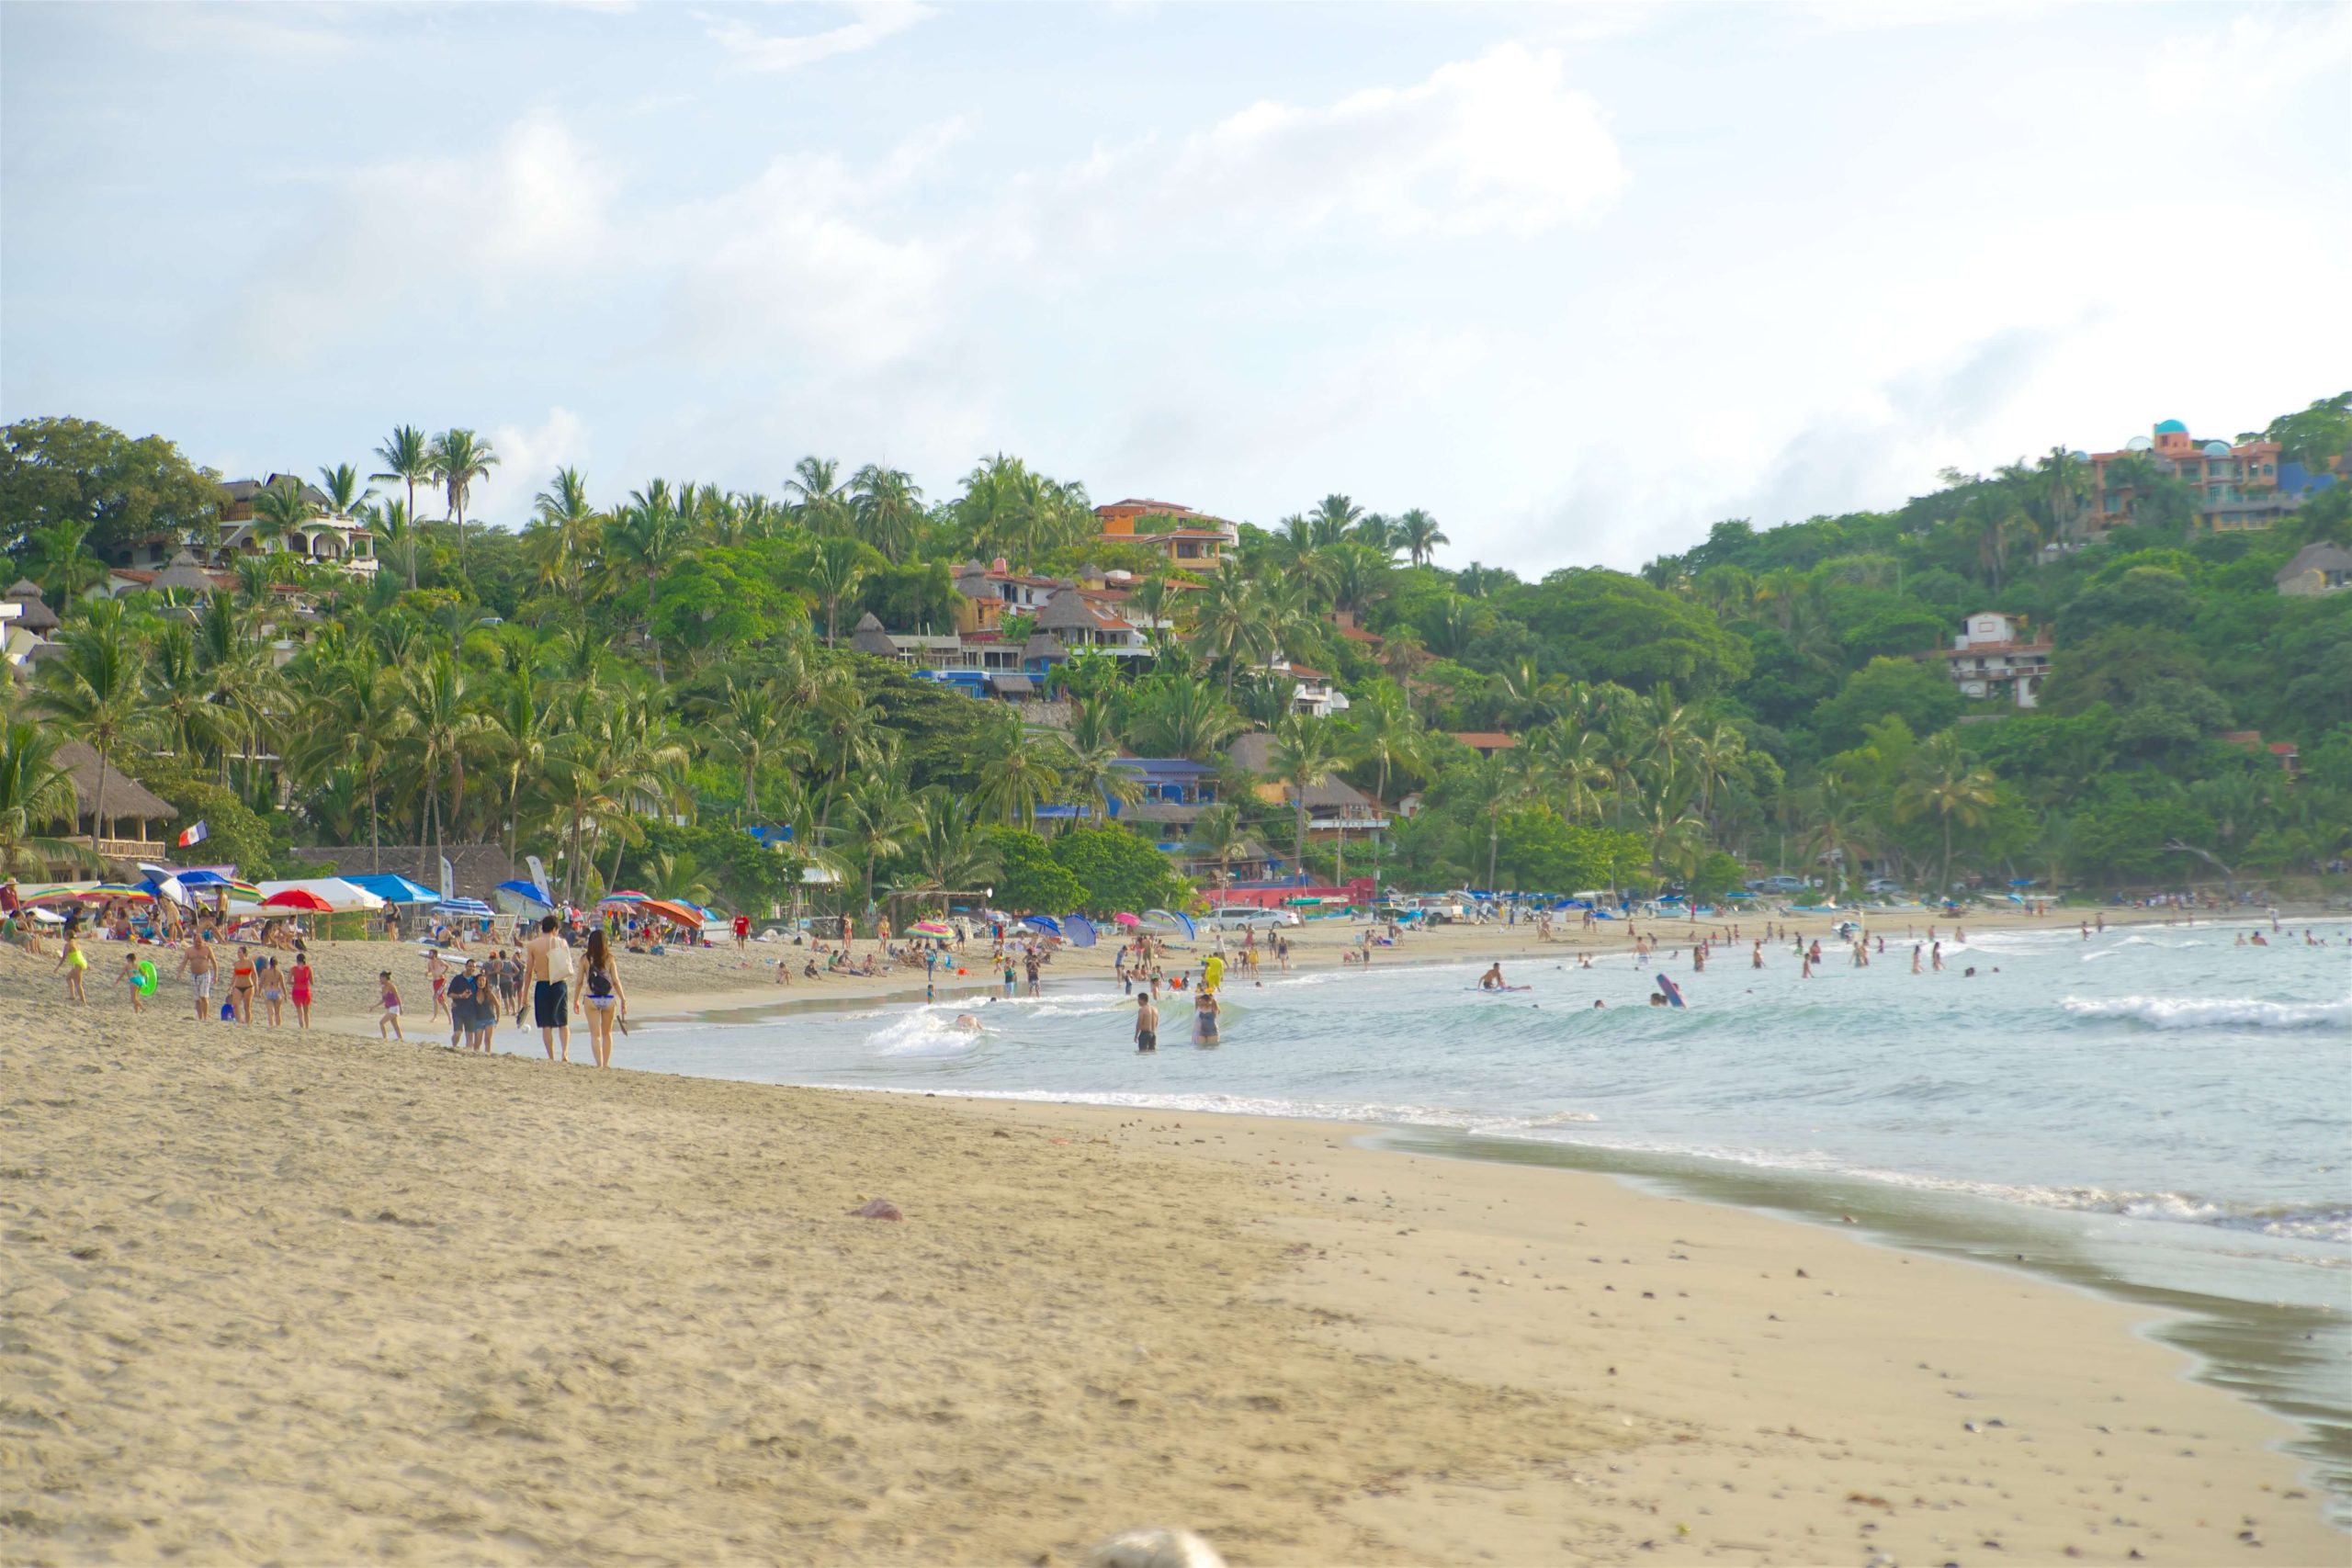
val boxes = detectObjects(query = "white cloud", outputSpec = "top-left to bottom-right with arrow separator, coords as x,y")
475,408 -> 593,530
705,2 -> 932,73
1028,43 -> 1625,254
224,113 -> 615,366
2145,6 -> 2352,112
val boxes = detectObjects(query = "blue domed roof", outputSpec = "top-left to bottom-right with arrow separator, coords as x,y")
2203,440 -> 2232,457
2154,418 -> 2188,434
2126,434 -> 2154,451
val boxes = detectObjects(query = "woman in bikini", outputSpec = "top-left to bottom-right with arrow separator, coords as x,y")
257,956 -> 287,1027
56,931 -> 89,1004
581,930 -> 628,1068
228,946 -> 257,1023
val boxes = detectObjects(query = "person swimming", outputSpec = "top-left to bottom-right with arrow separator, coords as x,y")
1478,962 -> 1507,990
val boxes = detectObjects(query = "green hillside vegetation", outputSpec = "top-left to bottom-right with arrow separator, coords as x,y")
3,398 -> 2346,912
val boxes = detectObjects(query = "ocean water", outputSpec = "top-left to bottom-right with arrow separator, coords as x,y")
619,916 -> 2352,1510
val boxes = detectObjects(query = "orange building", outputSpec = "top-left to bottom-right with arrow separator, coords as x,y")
1094,498 -> 1236,568
2086,420 -> 2290,532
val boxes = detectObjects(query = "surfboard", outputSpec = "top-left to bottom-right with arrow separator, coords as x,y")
1654,973 -> 1687,1008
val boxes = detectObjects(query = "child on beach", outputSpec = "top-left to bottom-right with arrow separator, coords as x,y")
379,971 -> 405,1040
115,950 -> 158,1013
289,953 -> 313,1029
55,931 -> 88,1005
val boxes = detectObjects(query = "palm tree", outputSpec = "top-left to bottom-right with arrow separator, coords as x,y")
804,535 -> 870,646
288,656 -> 401,870
850,464 -> 925,562
20,516 -> 107,603
366,498 -> 422,591
371,424 -> 433,584
526,466 -> 603,615
1453,749 -> 1524,892
1057,730 -> 1146,824
193,597 -> 283,788
972,714 -> 1065,830
249,476 -> 316,558
1395,508 -> 1448,568
1123,676 -> 1241,761
1190,563 -> 1272,684
539,726 -> 648,905
1350,682 -> 1425,807
785,457 -> 852,536
696,676 -> 805,824
598,490 -> 693,680
143,622 -> 235,773
1308,493 -> 1363,547
481,668 -> 556,863
393,652 -> 485,869
317,463 -> 373,518
0,719 -> 95,874
426,428 -> 500,569
2037,446 -> 2092,543
1268,712 -> 1342,881
1894,734 -> 2000,896
1803,773 -> 1870,901
834,770 -> 919,911
902,795 -> 1001,908
32,603 -> 143,845
1185,801 -> 1248,891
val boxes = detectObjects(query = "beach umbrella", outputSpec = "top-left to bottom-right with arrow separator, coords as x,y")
83,885 -> 155,901
436,897 -> 495,918
23,886 -> 88,903
1145,908 -> 1195,940
1113,911 -> 1140,926
1064,915 -> 1098,948
1021,915 -> 1061,936
262,888 -> 335,913
640,897 -> 704,929
910,919 -> 954,937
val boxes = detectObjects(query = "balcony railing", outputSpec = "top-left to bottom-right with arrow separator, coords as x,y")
67,834 -> 168,860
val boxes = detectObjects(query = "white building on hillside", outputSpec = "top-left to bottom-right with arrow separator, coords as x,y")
1928,611 -> 2052,709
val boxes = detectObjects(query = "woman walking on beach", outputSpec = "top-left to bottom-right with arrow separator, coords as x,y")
379,971 -> 405,1039
582,931 -> 628,1068
55,930 -> 88,1005
228,946 -> 256,1023
289,953 -> 314,1029
258,957 -> 286,1027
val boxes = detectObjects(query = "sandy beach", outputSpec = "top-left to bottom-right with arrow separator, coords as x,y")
3,905 -> 2339,1566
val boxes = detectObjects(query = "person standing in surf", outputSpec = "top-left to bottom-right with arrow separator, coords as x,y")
1193,987 -> 1220,1046
1134,993 -> 1159,1054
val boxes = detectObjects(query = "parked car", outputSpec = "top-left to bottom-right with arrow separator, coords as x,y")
1863,877 -> 1905,894
1204,906 -> 1302,929
1748,874 -> 1808,895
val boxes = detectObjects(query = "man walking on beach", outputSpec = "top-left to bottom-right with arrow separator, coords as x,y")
524,913 -> 575,1063
177,931 -> 216,1021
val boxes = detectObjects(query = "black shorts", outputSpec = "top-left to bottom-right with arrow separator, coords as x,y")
533,980 -> 569,1029
1136,1029 -> 1156,1052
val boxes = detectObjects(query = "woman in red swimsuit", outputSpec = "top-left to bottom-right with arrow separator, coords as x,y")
288,954 -> 314,1030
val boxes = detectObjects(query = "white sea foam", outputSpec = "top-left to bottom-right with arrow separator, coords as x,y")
2061,996 -> 2352,1031
865,1009 -> 987,1056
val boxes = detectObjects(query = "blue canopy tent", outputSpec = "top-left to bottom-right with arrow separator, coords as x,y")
344,873 -> 441,906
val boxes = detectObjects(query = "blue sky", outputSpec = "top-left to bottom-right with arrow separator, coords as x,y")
4,1 -> 2346,570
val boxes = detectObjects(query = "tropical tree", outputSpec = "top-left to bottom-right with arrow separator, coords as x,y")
833,769 -> 919,910
901,795 -> 1001,908
1894,733 -> 2001,895
31,602 -> 142,843
426,428 -> 499,568
18,515 -> 107,603
804,534 -> 870,646
1395,507 -> 1448,568
1348,681 -> 1425,807
370,424 -> 433,583
785,457 -> 852,536
1184,801 -> 1248,891
1268,712 -> 1343,880
367,498 -> 421,592
1057,729 -> 1147,823
850,464 -> 925,562
248,476 -> 315,556
317,463 -> 373,517
599,487 -> 694,679
1308,493 -> 1363,547
526,466 -> 603,614
971,714 -> 1065,830
696,676 -> 805,824
392,651 -> 485,867
0,719 -> 95,874
288,656 -> 401,870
